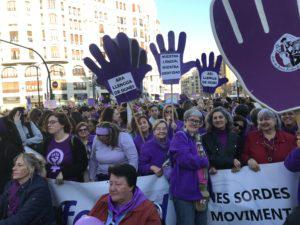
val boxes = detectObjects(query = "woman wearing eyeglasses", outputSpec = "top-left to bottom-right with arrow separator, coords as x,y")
43,112 -> 88,183
242,108 -> 296,172
202,107 -> 243,174
89,122 -> 138,181
162,104 -> 183,139
76,122 -> 94,160
169,108 -> 210,225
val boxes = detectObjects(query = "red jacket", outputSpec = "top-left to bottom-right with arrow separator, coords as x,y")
242,130 -> 296,164
89,194 -> 162,225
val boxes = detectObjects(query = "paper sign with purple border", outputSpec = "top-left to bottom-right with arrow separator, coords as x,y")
160,53 -> 181,82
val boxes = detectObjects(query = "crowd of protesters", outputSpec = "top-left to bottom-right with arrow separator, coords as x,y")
0,95 -> 299,225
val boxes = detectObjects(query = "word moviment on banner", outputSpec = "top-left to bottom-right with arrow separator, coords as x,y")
210,187 -> 292,222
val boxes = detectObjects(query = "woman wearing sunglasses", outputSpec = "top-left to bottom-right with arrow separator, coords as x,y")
202,107 -> 243,174
89,122 -> 138,181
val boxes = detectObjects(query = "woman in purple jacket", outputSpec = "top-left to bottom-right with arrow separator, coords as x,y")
131,115 -> 153,155
138,119 -> 170,176
284,148 -> 300,225
169,108 -> 210,225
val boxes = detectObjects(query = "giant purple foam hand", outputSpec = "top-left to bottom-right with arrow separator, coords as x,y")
196,52 -> 228,94
211,0 -> 300,112
84,33 -> 151,104
150,31 -> 195,84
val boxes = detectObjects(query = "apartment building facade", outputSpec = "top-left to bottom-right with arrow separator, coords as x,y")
0,0 -> 161,108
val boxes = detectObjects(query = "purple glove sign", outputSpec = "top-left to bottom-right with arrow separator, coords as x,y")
211,0 -> 300,112
150,31 -> 195,84
196,52 -> 228,94
84,33 -> 152,104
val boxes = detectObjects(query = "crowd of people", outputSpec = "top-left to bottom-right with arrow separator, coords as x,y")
0,96 -> 299,225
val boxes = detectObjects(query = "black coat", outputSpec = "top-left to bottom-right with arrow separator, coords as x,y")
202,131 -> 243,169
0,174 -> 55,225
0,140 -> 21,194
43,135 -> 88,182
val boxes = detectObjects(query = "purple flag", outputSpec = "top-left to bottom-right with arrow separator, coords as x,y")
150,31 -> 195,84
211,0 -> 300,112
84,33 -> 151,104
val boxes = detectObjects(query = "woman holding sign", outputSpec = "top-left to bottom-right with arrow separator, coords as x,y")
169,108 -> 210,225
242,109 -> 296,172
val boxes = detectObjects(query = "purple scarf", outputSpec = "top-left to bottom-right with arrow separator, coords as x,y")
8,181 -> 21,216
108,187 -> 146,221
215,129 -> 228,150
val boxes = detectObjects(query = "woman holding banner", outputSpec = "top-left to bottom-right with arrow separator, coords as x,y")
131,115 -> 153,155
169,108 -> 210,225
202,107 -> 243,173
138,119 -> 170,176
89,122 -> 138,181
242,108 -> 296,171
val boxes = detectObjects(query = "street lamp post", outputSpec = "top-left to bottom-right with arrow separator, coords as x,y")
0,39 -> 53,99
34,65 -> 41,107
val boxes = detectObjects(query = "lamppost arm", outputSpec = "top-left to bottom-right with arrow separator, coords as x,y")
0,39 -> 53,99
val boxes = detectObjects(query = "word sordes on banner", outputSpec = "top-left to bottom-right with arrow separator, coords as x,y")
210,187 -> 292,222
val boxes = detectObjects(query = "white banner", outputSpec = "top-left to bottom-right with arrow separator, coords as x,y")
49,162 -> 299,225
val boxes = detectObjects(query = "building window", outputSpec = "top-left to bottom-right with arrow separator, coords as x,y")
27,31 -> 33,42
132,3 -> 135,12
73,82 -> 87,90
26,81 -> 42,92
50,46 -> 59,58
2,67 -> 17,78
25,66 -> 40,77
25,1 -> 30,11
50,64 -> 65,76
72,66 -> 85,76
2,82 -> 19,93
139,19 -> 143,26
29,50 -> 34,59
11,48 -> 20,60
115,1 -> 118,9
7,0 -> 16,11
64,47 -> 67,58
60,1 -> 64,11
79,35 -> 83,44
48,0 -> 55,9
133,28 -> 137,37
9,31 -> 18,42
42,30 -> 45,41
132,17 -> 137,26
99,24 -> 104,33
63,31 -> 66,41
50,29 -> 59,41
70,34 -> 74,44
62,15 -> 65,26
74,34 -> 78,44
49,13 -> 57,24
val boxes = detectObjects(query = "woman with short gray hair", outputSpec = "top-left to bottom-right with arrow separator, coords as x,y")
202,107 -> 243,174
169,107 -> 210,225
0,153 -> 55,225
242,108 -> 296,172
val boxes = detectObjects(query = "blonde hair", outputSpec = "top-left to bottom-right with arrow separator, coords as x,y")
15,153 -> 46,178
152,119 -> 168,131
